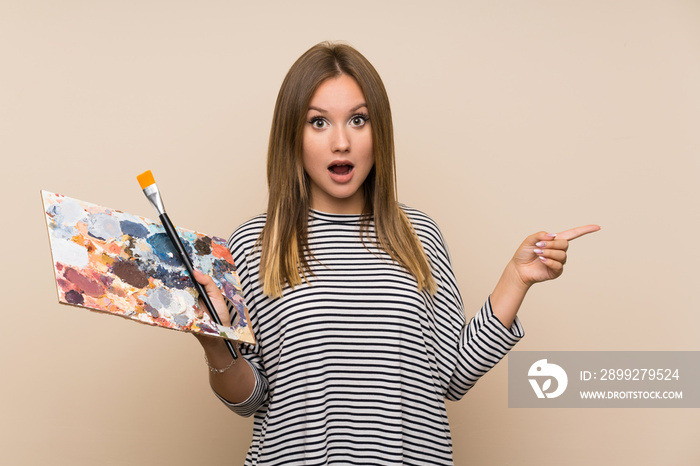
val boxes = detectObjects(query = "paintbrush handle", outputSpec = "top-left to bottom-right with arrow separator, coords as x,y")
159,213 -> 238,361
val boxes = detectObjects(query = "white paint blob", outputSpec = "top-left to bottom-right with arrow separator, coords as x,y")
52,239 -> 90,268
50,197 -> 87,227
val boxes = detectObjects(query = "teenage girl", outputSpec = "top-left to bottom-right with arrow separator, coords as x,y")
193,41 -> 599,465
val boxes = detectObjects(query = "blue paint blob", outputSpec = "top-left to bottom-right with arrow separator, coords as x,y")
232,301 -> 248,327
211,256 -> 236,277
146,233 -> 193,267
152,265 -> 192,290
87,213 -> 122,241
172,314 -> 189,326
120,220 -> 149,238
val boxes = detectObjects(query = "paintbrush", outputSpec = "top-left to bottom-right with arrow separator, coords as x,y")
137,170 -> 238,361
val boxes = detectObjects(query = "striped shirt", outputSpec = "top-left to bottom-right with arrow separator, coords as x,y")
219,206 -> 524,465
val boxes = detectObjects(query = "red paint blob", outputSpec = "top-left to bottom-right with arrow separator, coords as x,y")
64,268 -> 104,297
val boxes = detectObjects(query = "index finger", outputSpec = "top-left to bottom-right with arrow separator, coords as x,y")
556,224 -> 601,241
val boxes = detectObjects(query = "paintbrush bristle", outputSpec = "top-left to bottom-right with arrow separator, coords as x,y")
137,170 -> 156,189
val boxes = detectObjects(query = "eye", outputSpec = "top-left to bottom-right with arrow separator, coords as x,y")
308,117 -> 328,129
349,113 -> 369,127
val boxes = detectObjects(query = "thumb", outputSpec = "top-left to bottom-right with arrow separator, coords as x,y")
193,269 -> 215,290
192,269 -> 229,323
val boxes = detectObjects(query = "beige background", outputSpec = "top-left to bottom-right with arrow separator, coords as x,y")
2,0 -> 699,464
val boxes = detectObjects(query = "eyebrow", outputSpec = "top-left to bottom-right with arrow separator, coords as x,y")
307,103 -> 368,113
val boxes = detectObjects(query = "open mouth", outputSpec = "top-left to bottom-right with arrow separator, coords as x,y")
328,163 -> 354,175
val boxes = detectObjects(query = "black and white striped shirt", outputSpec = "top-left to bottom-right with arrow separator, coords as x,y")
220,206 -> 524,465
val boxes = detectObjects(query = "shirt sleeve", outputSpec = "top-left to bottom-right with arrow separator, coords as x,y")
446,296 -> 524,401
212,221 -> 270,417
404,206 -> 524,402
213,353 -> 269,417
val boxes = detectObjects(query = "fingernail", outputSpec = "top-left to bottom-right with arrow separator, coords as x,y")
536,241 -> 546,248
546,233 -> 557,238
534,248 -> 544,254
539,256 -> 547,262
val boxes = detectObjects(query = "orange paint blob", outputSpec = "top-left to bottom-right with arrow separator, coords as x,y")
211,242 -> 229,259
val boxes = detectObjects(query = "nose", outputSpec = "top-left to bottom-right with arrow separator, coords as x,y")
331,127 -> 350,153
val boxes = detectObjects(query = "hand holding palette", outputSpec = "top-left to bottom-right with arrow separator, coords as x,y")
41,190 -> 255,344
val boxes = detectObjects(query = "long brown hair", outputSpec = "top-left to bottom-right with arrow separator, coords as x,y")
260,41 -> 436,298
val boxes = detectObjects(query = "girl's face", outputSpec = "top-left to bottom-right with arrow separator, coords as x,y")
302,74 -> 374,214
